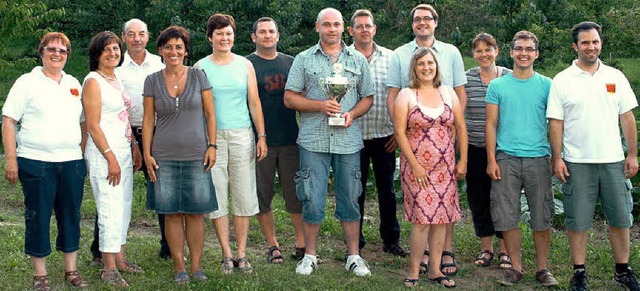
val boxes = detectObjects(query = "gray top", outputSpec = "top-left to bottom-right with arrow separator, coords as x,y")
143,67 -> 213,160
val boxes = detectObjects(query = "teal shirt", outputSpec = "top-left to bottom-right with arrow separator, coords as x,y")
486,72 -> 551,157
197,54 -> 251,130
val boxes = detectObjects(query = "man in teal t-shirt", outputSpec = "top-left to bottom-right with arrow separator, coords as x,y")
485,30 -> 558,287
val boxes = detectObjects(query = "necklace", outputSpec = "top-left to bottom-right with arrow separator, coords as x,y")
165,67 -> 186,89
96,69 -> 116,81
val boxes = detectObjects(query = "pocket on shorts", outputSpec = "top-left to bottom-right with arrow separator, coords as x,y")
294,169 -> 311,202
351,167 -> 362,199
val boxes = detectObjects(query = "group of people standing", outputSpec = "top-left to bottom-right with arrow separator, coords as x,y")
2,4 -> 638,291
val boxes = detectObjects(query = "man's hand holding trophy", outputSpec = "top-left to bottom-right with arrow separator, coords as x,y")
319,63 -> 356,126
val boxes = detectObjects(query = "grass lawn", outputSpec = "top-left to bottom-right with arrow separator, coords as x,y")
0,157 -> 638,290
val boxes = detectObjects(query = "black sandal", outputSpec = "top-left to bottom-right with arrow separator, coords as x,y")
429,276 -> 456,288
474,249 -> 494,267
419,250 -> 429,275
497,252 -> 512,269
266,246 -> 284,264
404,278 -> 419,288
441,251 -> 458,276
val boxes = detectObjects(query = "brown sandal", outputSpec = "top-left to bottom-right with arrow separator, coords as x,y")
65,270 -> 89,288
100,269 -> 129,287
33,275 -> 51,291
116,260 -> 145,273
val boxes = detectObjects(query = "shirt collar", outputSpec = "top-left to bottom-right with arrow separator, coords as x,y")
312,41 -> 352,56
411,38 -> 441,52
33,66 -> 67,79
569,59 -> 603,76
347,42 -> 381,56
122,50 -> 151,67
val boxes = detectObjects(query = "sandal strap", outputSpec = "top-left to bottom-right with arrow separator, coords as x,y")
100,269 -> 128,287
65,270 -> 89,288
33,275 -> 51,291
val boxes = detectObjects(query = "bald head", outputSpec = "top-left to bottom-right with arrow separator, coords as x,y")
317,8 -> 343,23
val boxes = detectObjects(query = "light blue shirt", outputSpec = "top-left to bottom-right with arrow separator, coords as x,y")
387,39 -> 467,89
285,42 -> 375,154
486,72 -> 551,157
197,54 -> 251,130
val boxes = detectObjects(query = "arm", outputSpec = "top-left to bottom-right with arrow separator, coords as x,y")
450,88 -> 468,180
342,95 -> 373,128
246,61 -> 267,161
454,85 -> 467,112
549,118 -> 569,182
485,103 -> 501,180
620,110 -> 638,178
393,89 -> 427,189
201,89 -> 217,171
142,96 -> 157,182
284,89 -> 341,115
2,117 -> 18,183
386,86 -> 400,121
82,78 -> 121,186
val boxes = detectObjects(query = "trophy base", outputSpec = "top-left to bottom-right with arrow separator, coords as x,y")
328,116 -> 346,126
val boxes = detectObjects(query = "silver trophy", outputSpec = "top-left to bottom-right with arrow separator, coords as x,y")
319,63 -> 356,126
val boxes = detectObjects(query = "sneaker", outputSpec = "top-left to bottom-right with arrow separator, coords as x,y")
535,269 -> 559,287
614,268 -> 640,291
383,243 -> 408,257
497,268 -> 524,286
570,270 -> 588,291
295,255 -> 318,275
345,255 -> 371,277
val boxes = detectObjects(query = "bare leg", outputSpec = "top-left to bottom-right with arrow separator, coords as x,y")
31,257 -> 47,276
63,251 -> 78,272
568,230 -> 588,265
475,236 -> 495,265
257,211 -> 282,262
185,214 -> 205,273
502,228 -> 522,272
291,213 -> 305,248
166,214 -> 186,273
609,226 -> 630,264
442,222 -> 456,274
429,224 -> 454,286
234,215 -> 251,269
211,216 -> 233,258
533,229 -> 551,271
408,224 -> 429,280
342,221 -> 360,255
303,223 -> 321,255
102,253 -> 118,271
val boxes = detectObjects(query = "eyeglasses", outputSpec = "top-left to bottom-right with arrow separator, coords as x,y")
353,24 -> 373,31
413,16 -> 434,23
512,46 -> 537,53
44,46 -> 69,55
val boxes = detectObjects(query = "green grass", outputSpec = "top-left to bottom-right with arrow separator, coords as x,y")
0,157 -> 638,290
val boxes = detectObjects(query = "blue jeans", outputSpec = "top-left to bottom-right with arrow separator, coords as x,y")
358,135 -> 401,248
295,148 -> 361,224
18,158 -> 86,257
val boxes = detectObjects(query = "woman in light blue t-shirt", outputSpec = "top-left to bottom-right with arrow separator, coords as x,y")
195,13 -> 267,275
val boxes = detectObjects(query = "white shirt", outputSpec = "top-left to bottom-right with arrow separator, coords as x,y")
116,50 -> 164,126
2,67 -> 83,161
547,60 -> 637,163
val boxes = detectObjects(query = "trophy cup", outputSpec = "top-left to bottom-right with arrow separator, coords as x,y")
319,63 -> 356,126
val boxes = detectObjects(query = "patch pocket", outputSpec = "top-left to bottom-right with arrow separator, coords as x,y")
294,169 -> 311,202
351,167 -> 362,199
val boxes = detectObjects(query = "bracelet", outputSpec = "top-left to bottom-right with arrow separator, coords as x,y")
208,143 -> 218,149
257,133 -> 267,138
132,140 -> 139,145
103,148 -> 112,154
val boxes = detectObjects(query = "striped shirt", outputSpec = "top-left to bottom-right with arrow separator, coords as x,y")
285,42 -> 375,154
464,66 -> 511,147
348,43 -> 394,140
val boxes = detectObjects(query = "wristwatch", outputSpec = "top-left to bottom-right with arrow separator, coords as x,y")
257,133 -> 267,139
208,143 -> 218,149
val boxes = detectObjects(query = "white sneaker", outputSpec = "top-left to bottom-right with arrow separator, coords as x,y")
345,255 -> 371,276
295,255 -> 318,275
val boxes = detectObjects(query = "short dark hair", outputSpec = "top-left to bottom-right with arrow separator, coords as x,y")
207,13 -> 236,38
411,4 -> 438,22
252,17 -> 277,33
409,47 -> 441,89
88,31 -> 124,71
38,32 -> 71,58
156,26 -> 191,63
350,9 -> 374,25
511,30 -> 538,49
571,21 -> 602,44
472,32 -> 498,51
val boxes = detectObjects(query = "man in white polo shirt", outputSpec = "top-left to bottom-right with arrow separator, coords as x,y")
90,18 -> 167,265
547,21 -> 639,291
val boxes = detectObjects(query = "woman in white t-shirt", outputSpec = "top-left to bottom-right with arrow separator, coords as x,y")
2,32 -> 89,290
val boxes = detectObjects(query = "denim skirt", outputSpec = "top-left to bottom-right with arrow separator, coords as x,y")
154,160 -> 218,214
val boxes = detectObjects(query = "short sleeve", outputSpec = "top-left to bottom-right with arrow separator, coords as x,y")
142,74 -> 156,98
616,74 -> 638,114
451,49 -> 467,87
357,58 -> 375,98
285,54 -> 305,92
196,68 -> 212,91
485,82 -> 500,105
546,80 -> 565,120
2,75 -> 30,121
386,52 -> 402,89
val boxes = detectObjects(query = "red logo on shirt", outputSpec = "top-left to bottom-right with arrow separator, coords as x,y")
606,83 -> 616,94
70,88 -> 80,96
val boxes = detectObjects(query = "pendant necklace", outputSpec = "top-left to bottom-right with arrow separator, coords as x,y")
96,69 -> 116,81
166,67 -> 186,90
